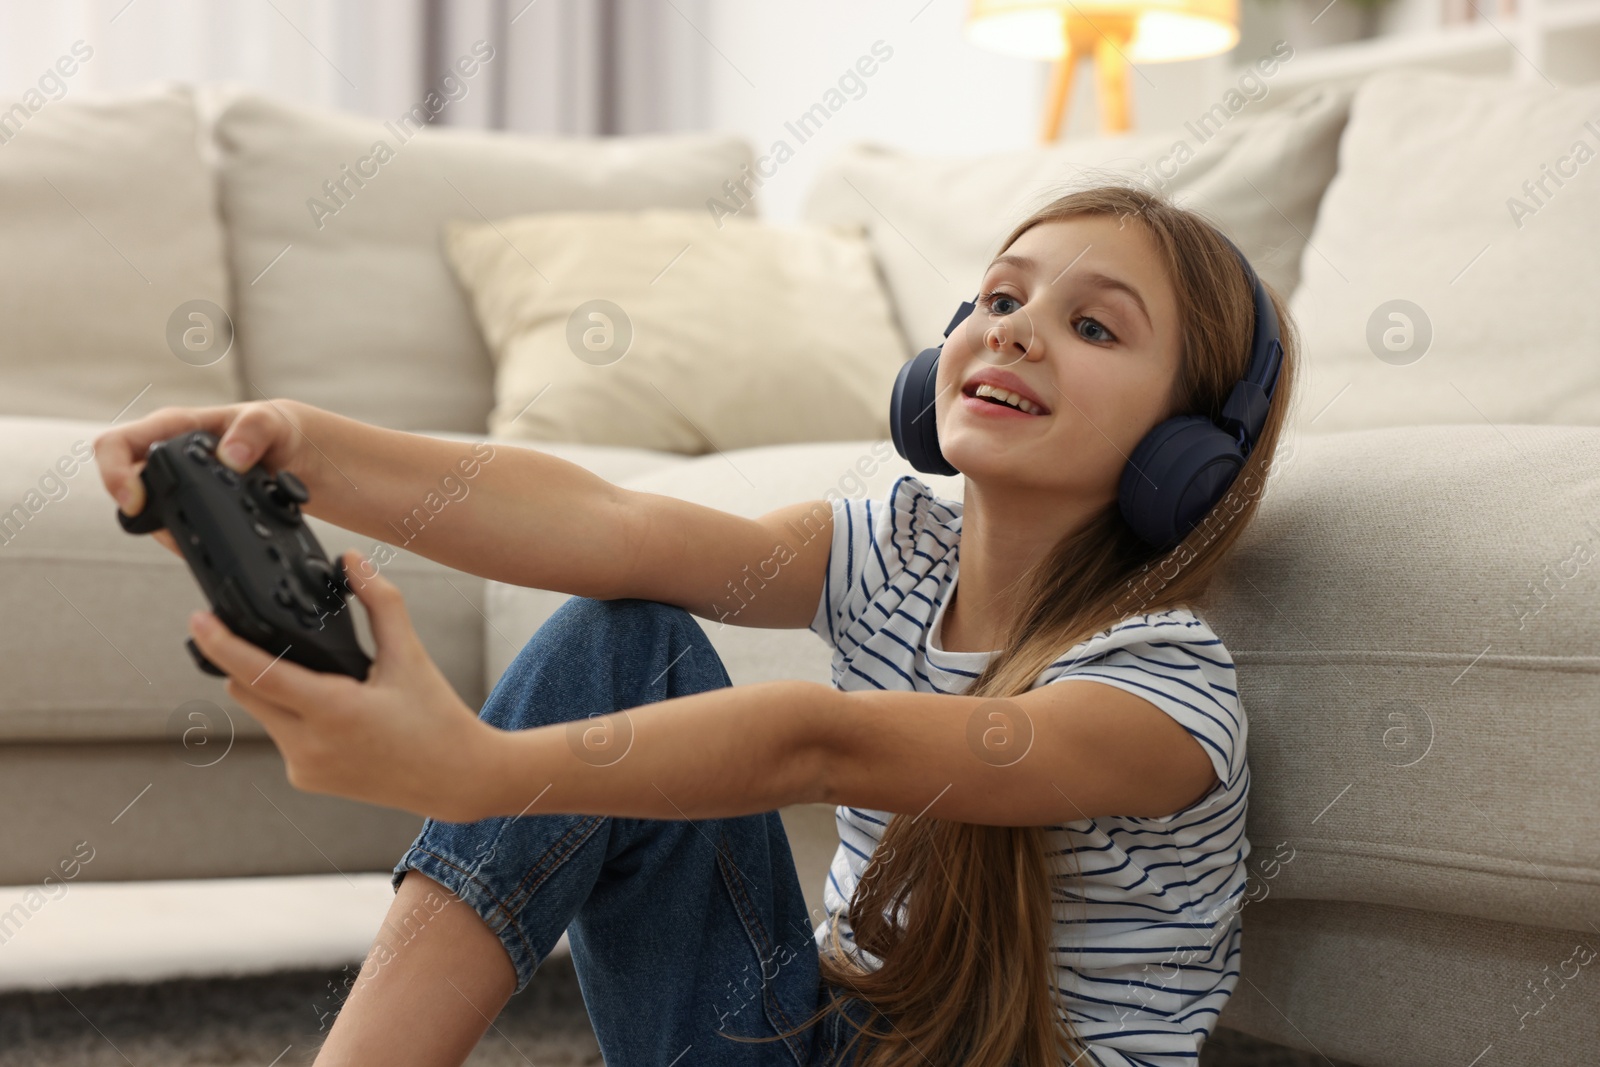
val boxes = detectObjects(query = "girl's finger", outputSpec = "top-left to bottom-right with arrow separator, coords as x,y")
342,551 -> 419,658
225,677 -> 302,727
188,610 -> 348,712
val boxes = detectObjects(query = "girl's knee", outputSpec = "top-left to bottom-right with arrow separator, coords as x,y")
539,597 -> 711,668
482,597 -> 722,734
554,595 -> 698,637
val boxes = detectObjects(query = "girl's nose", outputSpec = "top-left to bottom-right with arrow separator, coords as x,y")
983,314 -> 1036,361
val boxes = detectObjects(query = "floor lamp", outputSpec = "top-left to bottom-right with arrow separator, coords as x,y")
966,0 -> 1241,141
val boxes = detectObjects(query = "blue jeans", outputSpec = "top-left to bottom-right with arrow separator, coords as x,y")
391,596 -> 874,1065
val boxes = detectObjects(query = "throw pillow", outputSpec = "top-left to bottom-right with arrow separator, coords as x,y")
444,209 -> 907,454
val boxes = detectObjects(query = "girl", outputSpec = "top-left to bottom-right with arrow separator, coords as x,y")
97,184 -> 1297,1066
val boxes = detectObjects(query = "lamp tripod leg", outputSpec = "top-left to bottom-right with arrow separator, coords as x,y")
1039,39 -> 1080,142
1095,33 -> 1132,132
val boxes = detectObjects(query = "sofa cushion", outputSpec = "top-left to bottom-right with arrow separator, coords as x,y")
0,417 -> 679,743
484,439 -> 958,690
213,92 -> 753,434
444,209 -> 908,454
802,84 -> 1350,352
488,426 -> 1600,934
0,85 -> 236,421
418,432 -> 686,485
1288,71 -> 1600,434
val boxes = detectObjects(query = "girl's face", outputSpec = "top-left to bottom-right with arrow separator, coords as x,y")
935,215 -> 1185,507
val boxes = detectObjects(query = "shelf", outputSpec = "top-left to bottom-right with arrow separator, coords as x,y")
1238,21 -> 1514,93
1229,0 -> 1600,99
1545,0 -> 1600,28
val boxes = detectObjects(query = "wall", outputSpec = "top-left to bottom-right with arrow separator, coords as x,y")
0,0 -> 1309,228
701,0 -> 1250,223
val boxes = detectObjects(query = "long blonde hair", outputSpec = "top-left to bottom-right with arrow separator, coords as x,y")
811,185 -> 1301,1064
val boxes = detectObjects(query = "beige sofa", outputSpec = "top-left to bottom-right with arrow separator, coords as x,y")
2,76 -> 1596,1067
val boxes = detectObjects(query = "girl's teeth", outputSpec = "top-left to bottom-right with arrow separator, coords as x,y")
974,383 -> 1042,415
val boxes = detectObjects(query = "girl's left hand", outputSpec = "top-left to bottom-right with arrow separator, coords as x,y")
187,549 -> 499,824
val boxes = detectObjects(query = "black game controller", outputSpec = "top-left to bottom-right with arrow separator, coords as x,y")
118,430 -> 372,680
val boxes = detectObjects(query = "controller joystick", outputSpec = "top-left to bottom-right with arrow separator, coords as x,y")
298,555 -> 344,608
116,430 -> 372,680
249,470 -> 308,522
275,471 -> 309,504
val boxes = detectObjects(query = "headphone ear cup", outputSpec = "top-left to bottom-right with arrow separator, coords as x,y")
1119,416 -> 1247,550
890,346 -> 959,477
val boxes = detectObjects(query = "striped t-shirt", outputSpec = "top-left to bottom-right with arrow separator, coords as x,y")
807,475 -> 1251,1067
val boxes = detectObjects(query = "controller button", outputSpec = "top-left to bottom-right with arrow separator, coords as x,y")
214,466 -> 239,488
241,494 -> 258,515
273,583 -> 295,609
193,431 -> 218,451
185,442 -> 211,465
266,544 -> 283,564
252,521 -> 273,539
276,471 -> 310,505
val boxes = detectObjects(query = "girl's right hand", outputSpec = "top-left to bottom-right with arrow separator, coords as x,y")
93,400 -> 319,557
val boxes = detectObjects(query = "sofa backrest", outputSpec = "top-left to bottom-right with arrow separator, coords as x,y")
1286,71 -> 1600,435
211,91 -> 753,434
801,84 -> 1352,354
0,85 -> 237,423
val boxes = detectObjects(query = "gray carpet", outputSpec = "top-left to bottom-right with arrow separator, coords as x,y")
0,959 -> 1355,1066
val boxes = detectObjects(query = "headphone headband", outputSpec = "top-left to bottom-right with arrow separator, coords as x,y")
1212,233 -> 1282,459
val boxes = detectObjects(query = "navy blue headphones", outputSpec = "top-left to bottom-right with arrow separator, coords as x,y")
889,233 -> 1283,551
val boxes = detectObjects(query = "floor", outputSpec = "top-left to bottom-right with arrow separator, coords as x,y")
0,961 -> 1353,1066
0,875 -> 1354,1066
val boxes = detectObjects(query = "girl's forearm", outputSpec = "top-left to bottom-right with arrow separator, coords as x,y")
469,680 -> 837,821
287,401 -> 634,594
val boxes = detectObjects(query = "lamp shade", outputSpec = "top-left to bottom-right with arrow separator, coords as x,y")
967,0 -> 1239,63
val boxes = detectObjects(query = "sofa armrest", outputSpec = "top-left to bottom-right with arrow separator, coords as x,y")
1196,424 -> 1600,932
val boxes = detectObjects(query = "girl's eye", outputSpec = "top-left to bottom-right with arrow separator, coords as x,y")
980,290 -> 1021,316
1075,316 -> 1116,344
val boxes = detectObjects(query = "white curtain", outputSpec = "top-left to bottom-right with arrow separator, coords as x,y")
0,0 -> 708,134
425,0 -> 710,133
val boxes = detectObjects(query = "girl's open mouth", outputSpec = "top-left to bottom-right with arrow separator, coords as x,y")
959,382 -> 1048,419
